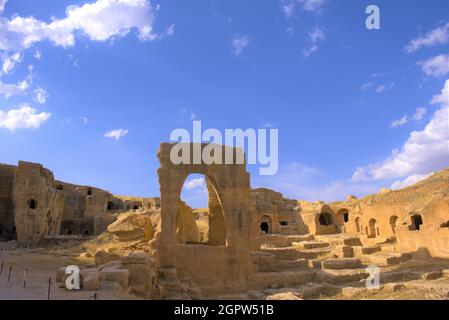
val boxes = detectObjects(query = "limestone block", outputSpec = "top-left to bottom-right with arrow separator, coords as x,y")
81,268 -> 100,290
100,268 -> 129,289
94,250 -> 121,265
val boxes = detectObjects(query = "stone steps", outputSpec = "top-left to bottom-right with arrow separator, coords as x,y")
311,258 -> 363,270
259,234 -> 314,248
316,235 -> 362,247
367,252 -> 412,266
262,246 -> 331,260
293,241 -> 329,250
277,259 -> 309,271
315,268 -> 369,284
354,245 -> 382,256
249,270 -> 316,290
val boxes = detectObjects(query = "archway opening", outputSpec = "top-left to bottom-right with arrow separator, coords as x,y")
260,222 -> 269,233
180,173 -> 226,246
133,205 -> 139,210
390,216 -> 399,235
259,215 -> 272,234
319,212 -> 334,226
87,189 -> 92,196
368,219 -> 379,238
410,214 -> 423,231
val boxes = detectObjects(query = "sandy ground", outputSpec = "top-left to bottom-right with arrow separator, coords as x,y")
0,249 -> 135,300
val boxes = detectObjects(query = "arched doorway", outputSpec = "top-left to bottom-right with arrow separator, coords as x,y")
368,219 -> 379,238
337,209 -> 349,225
318,212 -> 334,226
259,215 -> 272,234
390,216 -> 399,235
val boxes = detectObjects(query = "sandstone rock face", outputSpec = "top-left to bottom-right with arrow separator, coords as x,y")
176,200 -> 200,244
107,212 -> 155,241
13,161 -> 65,245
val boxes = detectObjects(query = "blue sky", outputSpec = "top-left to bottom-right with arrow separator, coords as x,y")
0,0 -> 448,208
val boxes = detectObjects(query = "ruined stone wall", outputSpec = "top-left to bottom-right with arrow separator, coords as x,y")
0,164 -> 17,240
13,161 -> 64,245
252,188 -> 307,235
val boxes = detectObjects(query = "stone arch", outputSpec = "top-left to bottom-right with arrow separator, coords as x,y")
368,218 -> 379,238
154,143 -> 253,297
390,215 -> 399,235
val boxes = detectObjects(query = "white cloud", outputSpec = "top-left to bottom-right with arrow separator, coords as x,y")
391,108 -> 426,129
303,27 -> 325,58
376,82 -> 394,93
33,50 -> 41,60
1,52 -> 21,74
413,107 -> 427,121
282,3 -> 295,18
232,35 -> 250,57
0,0 -> 160,52
391,173 -> 432,190
34,87 -> 48,104
404,23 -> 449,53
298,0 -> 326,13
418,54 -> 449,77
391,115 -> 408,128
353,79 -> 449,182
184,177 -> 205,191
253,162 -> 383,202
0,80 -> 27,98
0,104 -> 51,131
360,82 -> 373,91
104,128 -> 128,140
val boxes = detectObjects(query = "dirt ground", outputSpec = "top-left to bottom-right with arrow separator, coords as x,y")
0,249 -> 135,300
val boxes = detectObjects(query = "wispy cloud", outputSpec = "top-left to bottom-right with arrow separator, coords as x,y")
232,35 -> 250,57
303,27 -> 326,58
404,22 -> 449,53
418,54 -> 449,77
104,128 -> 128,140
34,87 -> 48,104
184,177 -> 205,191
298,0 -> 326,14
390,107 -> 426,128
376,82 -> 394,93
